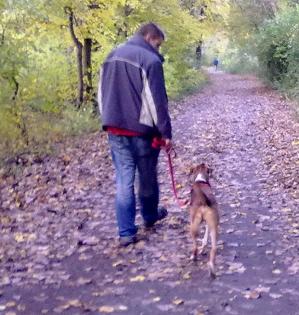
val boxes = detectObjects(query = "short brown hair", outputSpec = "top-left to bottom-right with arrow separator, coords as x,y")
137,22 -> 165,40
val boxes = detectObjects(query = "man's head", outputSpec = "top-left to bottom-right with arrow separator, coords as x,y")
137,22 -> 165,51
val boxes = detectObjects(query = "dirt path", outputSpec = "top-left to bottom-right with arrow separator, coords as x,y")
0,71 -> 298,315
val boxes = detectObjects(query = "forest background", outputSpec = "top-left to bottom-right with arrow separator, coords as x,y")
0,0 -> 298,163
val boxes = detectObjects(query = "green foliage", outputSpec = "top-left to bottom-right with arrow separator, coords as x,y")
1,0 -> 229,161
0,103 -> 98,162
165,57 -> 207,99
217,0 -> 299,103
218,46 -> 260,74
215,0 -> 277,75
255,6 -> 299,100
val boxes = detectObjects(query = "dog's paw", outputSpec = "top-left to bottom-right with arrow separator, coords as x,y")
198,247 -> 205,255
190,254 -> 197,261
208,262 -> 216,278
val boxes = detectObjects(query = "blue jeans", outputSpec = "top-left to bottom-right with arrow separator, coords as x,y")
108,134 -> 160,237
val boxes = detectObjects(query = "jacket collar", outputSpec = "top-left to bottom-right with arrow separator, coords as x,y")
127,35 -> 165,63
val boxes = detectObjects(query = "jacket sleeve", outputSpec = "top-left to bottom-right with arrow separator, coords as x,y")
147,61 -> 172,139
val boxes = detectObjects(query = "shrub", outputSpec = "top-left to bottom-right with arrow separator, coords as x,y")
0,103 -> 99,163
256,7 -> 299,100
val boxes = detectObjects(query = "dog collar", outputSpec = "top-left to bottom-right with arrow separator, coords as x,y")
195,173 -> 208,183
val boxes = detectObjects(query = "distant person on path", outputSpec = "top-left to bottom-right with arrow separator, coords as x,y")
98,22 -> 172,246
213,57 -> 219,71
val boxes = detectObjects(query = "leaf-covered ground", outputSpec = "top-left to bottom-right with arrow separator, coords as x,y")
0,71 -> 299,315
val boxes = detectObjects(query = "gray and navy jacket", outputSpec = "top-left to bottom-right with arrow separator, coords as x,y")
98,35 -> 172,139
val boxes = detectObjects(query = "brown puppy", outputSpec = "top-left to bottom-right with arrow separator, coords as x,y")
189,163 -> 219,277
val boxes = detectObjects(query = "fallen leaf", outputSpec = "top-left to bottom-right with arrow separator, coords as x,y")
269,293 -> 282,299
77,277 -> 92,285
112,260 -> 124,267
5,301 -> 16,307
118,305 -> 128,311
13,232 -> 37,243
227,262 -> 246,274
272,269 -> 282,275
182,272 -> 191,280
130,275 -> 145,282
226,228 -> 235,234
159,255 -> 167,262
98,306 -> 115,313
256,286 -> 270,293
244,290 -> 261,299
173,298 -> 184,305
288,261 -> 299,274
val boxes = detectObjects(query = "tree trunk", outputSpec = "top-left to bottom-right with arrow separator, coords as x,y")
65,7 -> 84,107
196,41 -> 202,61
83,38 -> 93,97
76,45 -> 84,106
12,76 -> 19,101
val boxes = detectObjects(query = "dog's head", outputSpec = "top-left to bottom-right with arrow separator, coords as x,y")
189,163 -> 212,182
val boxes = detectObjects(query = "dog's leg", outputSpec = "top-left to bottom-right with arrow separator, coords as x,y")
190,211 -> 202,261
208,228 -> 217,277
199,224 -> 209,254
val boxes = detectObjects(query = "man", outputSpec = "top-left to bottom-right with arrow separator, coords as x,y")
98,22 -> 172,246
213,57 -> 219,71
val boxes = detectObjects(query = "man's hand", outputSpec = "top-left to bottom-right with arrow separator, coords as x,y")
163,138 -> 172,153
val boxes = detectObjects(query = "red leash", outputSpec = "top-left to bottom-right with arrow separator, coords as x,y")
152,137 -> 187,208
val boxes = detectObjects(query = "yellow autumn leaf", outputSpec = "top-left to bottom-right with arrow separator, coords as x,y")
61,299 -> 82,309
6,301 -> 16,307
182,272 -> 191,280
98,306 -> 115,313
244,290 -> 261,299
14,233 -> 36,243
112,260 -> 124,267
129,275 -> 145,282
173,298 -> 184,305
14,233 -> 25,243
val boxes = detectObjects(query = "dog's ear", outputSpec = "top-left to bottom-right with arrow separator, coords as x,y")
189,166 -> 196,175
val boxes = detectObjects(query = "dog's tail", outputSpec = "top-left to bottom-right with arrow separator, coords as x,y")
202,192 -> 214,208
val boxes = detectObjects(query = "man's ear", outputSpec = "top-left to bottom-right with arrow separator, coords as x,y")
144,33 -> 152,43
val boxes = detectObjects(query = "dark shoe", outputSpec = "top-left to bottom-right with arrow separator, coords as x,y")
144,207 -> 168,228
119,235 -> 138,247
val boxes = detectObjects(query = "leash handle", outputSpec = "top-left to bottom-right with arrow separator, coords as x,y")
166,149 -> 186,208
167,151 -> 178,199
152,137 -> 175,155
152,137 -> 166,149
152,137 -> 185,208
